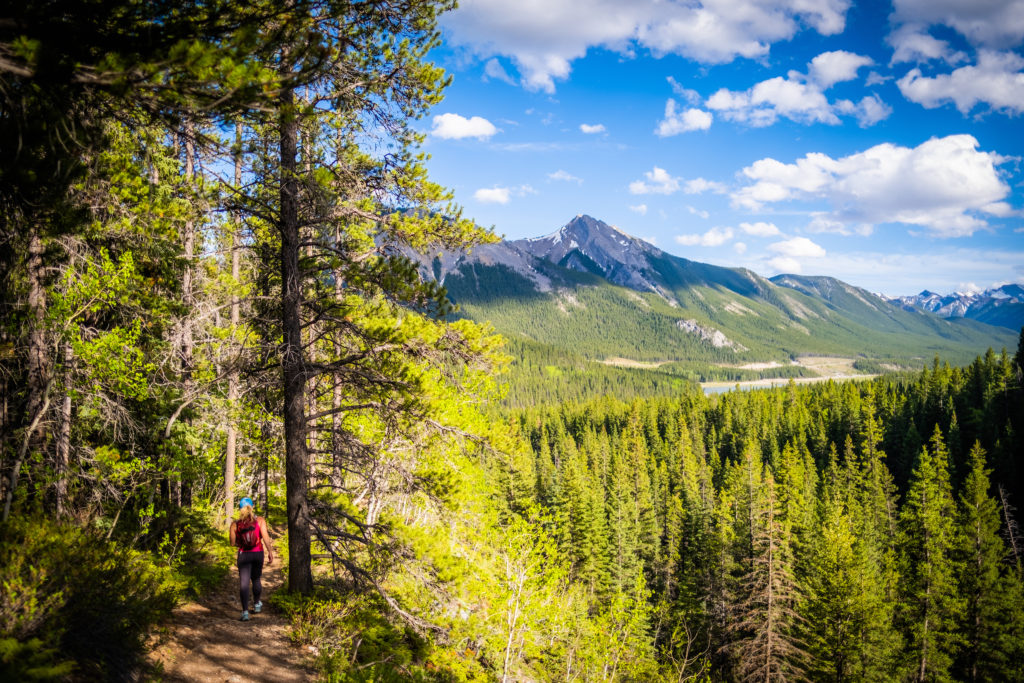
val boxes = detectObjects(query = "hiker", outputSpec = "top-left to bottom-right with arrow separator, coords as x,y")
229,497 -> 275,622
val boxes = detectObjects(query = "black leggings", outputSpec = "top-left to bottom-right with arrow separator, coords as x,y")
237,551 -> 264,610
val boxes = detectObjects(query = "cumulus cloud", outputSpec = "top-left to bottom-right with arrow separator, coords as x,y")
676,226 -> 734,247
732,134 -> 1011,237
474,186 -> 510,204
684,178 -> 727,194
769,236 -> 826,258
734,241 -> 748,254
705,50 -> 885,127
835,94 -> 893,127
890,0 -> 1024,50
656,98 -> 713,136
630,204 -> 648,215
483,58 -> 516,84
740,221 -> 781,237
549,169 -> 583,184
473,184 -> 536,204
580,123 -> 607,134
897,50 -> 1024,115
888,25 -> 966,65
629,167 -> 680,195
667,76 -> 702,104
768,256 -> 803,273
630,168 -> 726,195
432,113 -> 499,140
688,205 -> 710,219
442,0 -> 851,92
808,50 -> 874,88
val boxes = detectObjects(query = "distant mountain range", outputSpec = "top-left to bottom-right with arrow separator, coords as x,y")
882,285 -> 1024,331
412,215 -> 1016,376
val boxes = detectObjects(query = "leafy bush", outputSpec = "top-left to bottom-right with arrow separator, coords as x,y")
0,516 -> 180,680
272,585 -> 477,682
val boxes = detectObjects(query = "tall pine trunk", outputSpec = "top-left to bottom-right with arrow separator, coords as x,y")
224,121 -> 242,526
280,86 -> 313,593
55,342 -> 72,516
3,227 -> 50,522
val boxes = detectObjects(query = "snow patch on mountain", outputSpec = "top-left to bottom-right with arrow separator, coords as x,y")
884,284 -> 1024,329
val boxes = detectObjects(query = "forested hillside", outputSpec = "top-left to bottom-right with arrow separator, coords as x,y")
498,351 -> 1024,680
2,2 -> 1024,682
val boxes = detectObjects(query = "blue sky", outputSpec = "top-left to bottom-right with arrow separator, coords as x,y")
420,0 -> 1024,296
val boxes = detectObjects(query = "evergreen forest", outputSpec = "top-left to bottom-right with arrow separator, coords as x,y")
1,2 -> 1023,681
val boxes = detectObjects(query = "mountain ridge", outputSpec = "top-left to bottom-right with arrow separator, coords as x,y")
410,214 -> 1015,374
883,284 -> 1024,330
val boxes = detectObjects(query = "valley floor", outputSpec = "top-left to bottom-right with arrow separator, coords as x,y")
702,356 -> 875,394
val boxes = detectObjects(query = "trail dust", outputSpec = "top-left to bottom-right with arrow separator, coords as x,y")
148,539 -> 316,682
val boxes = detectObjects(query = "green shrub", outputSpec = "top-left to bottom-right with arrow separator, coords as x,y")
0,516 -> 180,681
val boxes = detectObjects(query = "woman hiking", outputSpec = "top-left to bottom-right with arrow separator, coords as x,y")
229,497 -> 275,622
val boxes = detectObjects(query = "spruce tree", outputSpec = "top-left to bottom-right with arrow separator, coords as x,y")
955,441 -> 1015,681
897,426 -> 964,682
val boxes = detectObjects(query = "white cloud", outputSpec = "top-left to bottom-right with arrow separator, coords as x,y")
732,134 -> 1011,237
888,25 -> 966,65
808,50 -> 874,88
897,50 -> 1024,115
630,204 -> 648,215
549,169 -> 583,184
835,94 -> 893,127
768,256 -> 803,273
580,123 -> 607,134
890,0 -> 1024,50
676,226 -> 734,247
734,241 -> 748,254
629,167 -> 680,195
473,184 -> 536,204
769,236 -> 826,258
780,248 -> 1024,296
656,99 -> 713,136
630,168 -> 726,195
740,221 -> 781,237
705,50 -> 886,127
684,178 -> 727,194
687,205 -> 710,219
667,76 -> 701,104
483,58 -> 516,84
474,186 -> 510,204
442,0 -> 852,93
806,213 -> 873,236
432,113 -> 499,140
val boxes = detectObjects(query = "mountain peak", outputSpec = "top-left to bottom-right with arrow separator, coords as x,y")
513,215 -> 670,299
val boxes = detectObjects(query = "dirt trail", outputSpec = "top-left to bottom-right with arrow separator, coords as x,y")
148,555 -> 316,682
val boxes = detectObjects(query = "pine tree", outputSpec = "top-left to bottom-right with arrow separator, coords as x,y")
897,426 -> 963,682
955,441 -> 1015,681
728,467 -> 807,682
803,462 -> 898,681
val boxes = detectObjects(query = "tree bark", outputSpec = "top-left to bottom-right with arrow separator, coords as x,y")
3,227 -> 51,521
178,120 -> 197,508
55,342 -> 72,516
280,86 -> 313,594
224,121 -> 242,526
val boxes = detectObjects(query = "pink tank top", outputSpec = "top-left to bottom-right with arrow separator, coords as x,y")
237,519 -> 263,553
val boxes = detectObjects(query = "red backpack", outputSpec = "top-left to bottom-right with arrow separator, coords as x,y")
236,519 -> 259,550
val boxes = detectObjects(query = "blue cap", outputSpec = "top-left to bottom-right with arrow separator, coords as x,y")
239,497 -> 254,509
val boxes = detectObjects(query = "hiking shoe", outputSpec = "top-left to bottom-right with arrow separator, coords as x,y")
240,610 -> 250,622
253,601 -> 262,614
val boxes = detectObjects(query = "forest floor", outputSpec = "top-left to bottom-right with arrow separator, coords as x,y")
147,552 -> 317,682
